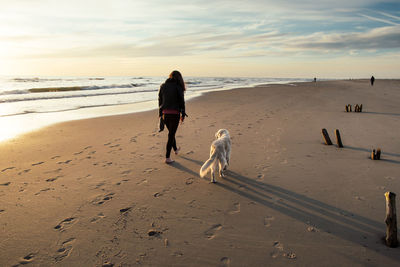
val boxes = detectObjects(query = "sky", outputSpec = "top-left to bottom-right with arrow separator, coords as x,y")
0,0 -> 399,78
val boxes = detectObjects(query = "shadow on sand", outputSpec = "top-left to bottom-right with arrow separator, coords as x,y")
177,155 -> 400,261
345,146 -> 400,163
363,111 -> 400,117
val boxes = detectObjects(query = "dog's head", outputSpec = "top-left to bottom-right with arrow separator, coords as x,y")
215,129 -> 230,139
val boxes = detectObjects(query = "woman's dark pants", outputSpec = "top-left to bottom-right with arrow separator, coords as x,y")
164,114 -> 180,158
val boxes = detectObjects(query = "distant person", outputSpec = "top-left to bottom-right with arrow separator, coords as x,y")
370,76 -> 375,86
158,70 -> 187,164
314,77 -> 317,83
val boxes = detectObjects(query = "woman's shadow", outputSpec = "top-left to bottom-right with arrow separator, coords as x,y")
177,155 -> 400,261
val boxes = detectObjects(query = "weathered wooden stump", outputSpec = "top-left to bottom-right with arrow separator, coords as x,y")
371,148 -> 382,160
335,129 -> 343,148
371,149 -> 376,160
355,104 -> 359,112
376,148 -> 381,160
321,128 -> 333,145
385,192 -> 398,248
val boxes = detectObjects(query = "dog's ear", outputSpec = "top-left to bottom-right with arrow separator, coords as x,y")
215,129 -> 222,139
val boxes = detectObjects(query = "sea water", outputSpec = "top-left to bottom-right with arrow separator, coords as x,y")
0,76 -> 309,141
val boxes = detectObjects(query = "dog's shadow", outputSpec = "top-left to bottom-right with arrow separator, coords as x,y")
179,155 -> 400,261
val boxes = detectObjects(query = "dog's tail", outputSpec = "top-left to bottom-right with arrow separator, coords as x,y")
200,150 -> 217,177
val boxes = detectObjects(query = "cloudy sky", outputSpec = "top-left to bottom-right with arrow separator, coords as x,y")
0,0 -> 399,78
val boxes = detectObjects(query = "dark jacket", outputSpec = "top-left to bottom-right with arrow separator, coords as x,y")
158,78 -> 185,117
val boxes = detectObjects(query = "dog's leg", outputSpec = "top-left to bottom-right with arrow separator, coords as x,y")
219,161 -> 225,178
226,145 -> 231,166
211,170 -> 216,183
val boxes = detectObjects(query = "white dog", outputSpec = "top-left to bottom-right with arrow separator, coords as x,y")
200,129 -> 231,183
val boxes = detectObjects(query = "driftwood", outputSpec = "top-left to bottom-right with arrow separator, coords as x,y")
385,192 -> 398,247
335,129 -> 343,148
321,128 -> 333,145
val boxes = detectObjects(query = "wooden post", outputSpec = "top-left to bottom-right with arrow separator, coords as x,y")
385,192 -> 398,247
359,104 -> 363,112
355,104 -> 359,112
335,129 -> 343,148
371,149 -> 376,160
349,104 -> 352,112
376,148 -> 381,160
321,128 -> 333,145
345,105 -> 349,112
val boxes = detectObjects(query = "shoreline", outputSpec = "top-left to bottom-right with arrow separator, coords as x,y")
0,79 -> 307,143
1,79 -> 400,266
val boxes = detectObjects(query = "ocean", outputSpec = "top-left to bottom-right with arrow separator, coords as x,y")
0,76 -> 309,141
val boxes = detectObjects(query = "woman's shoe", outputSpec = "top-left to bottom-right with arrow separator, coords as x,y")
174,146 -> 181,155
165,158 -> 175,164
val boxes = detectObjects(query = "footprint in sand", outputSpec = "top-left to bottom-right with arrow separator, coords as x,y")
90,213 -> 106,223
205,224 -> 222,240
220,257 -> 231,266
0,182 -> 11,186
228,203 -> 240,214
264,216 -> 275,227
18,253 -> 37,264
0,209 -> 5,213
283,252 -> 297,259
51,155 -> 61,160
1,166 -> 15,172
54,217 -> 78,231
270,241 -> 284,258
115,179 -> 129,186
58,160 -> 72,165
120,207 -> 132,213
143,168 -> 158,174
92,193 -> 115,205
32,161 -> 44,166
18,169 -> 31,175
355,196 -> 366,201
185,177 -> 194,185
256,173 -> 265,181
121,170 -> 132,176
35,188 -> 54,195
55,238 -> 75,262
46,176 -> 62,182
136,179 -> 148,185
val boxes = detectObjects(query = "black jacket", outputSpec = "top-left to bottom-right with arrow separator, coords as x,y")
158,78 -> 185,117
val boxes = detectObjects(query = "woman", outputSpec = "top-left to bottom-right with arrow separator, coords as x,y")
158,70 -> 187,164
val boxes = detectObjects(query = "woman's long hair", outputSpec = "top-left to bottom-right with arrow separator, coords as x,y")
169,70 -> 186,91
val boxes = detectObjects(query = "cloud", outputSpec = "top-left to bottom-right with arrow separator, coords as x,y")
286,26 -> 400,51
360,14 -> 400,25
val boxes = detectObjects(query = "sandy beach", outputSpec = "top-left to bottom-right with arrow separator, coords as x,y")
1,79 -> 400,266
